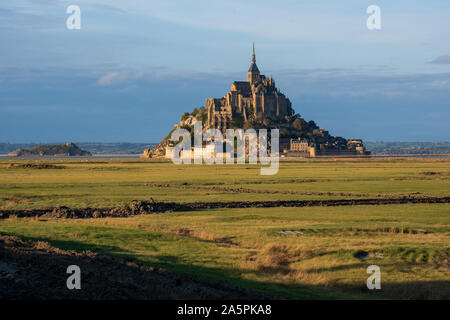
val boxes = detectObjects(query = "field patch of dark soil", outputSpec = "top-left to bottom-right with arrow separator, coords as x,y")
353,250 -> 384,259
88,166 -> 133,171
352,227 -> 428,235
0,199 -> 186,219
0,235 -> 270,300
421,171 -> 449,176
6,163 -> 65,169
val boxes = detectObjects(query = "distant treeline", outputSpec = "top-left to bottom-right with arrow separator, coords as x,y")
1,142 -> 449,155
0,143 -> 156,155
364,142 -> 450,155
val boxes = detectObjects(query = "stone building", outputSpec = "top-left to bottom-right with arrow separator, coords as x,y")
206,45 -> 292,132
290,139 -> 309,152
282,137 -> 369,158
347,139 -> 366,154
287,138 -> 316,157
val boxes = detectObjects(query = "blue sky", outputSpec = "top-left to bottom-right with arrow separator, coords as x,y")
1,0 -> 449,142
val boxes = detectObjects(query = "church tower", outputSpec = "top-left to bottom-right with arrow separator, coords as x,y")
247,43 -> 260,84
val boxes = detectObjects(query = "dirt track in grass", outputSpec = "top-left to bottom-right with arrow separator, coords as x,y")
0,235 -> 271,300
0,197 -> 449,220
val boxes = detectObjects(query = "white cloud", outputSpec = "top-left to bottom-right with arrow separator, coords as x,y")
97,72 -> 129,86
430,55 -> 450,65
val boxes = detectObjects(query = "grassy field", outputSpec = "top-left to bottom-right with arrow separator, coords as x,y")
0,158 -> 449,299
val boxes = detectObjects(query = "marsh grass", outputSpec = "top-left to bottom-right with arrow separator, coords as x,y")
1,203 -> 448,299
0,158 -> 449,209
0,158 -> 449,299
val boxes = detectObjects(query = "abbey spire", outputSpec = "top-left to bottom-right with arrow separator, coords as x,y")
247,43 -> 260,83
252,43 -> 256,63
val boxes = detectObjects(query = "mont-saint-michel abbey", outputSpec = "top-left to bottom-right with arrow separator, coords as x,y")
146,45 -> 368,158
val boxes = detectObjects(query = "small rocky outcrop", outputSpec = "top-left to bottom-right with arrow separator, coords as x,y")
8,142 -> 92,157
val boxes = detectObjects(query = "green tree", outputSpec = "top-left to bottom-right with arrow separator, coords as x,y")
262,117 -> 273,128
196,112 -> 207,122
308,120 -> 318,130
244,119 -> 258,130
180,112 -> 190,121
231,116 -> 244,129
293,118 -> 307,131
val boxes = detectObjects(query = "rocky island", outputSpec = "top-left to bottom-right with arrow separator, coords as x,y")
8,142 -> 92,157
145,45 -> 369,158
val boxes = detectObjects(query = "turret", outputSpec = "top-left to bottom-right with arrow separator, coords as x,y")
247,43 -> 260,84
